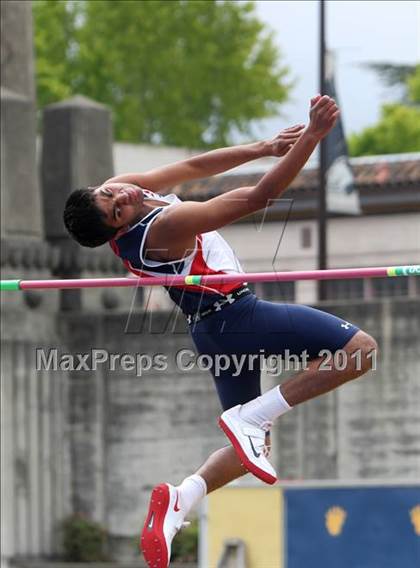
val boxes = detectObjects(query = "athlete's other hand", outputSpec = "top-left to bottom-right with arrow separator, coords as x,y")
307,94 -> 339,139
267,124 -> 306,157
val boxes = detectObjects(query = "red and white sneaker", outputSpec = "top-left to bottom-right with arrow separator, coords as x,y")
140,483 -> 186,568
219,405 -> 277,485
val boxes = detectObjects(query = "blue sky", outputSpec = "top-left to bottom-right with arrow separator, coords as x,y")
252,0 -> 419,139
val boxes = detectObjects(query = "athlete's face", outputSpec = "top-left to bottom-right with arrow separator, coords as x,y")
93,183 -> 144,232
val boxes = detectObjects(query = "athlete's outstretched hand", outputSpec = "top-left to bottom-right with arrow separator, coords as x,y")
267,124 -> 306,157
307,94 -> 339,139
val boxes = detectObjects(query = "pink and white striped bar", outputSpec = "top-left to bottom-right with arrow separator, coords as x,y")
1,264 -> 418,291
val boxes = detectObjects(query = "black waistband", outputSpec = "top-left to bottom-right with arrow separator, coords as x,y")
186,286 -> 252,325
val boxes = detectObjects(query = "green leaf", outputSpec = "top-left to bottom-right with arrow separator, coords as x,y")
33,0 -> 291,147
349,66 -> 420,156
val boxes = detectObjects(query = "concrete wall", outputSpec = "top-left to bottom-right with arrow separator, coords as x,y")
1,297 -> 419,563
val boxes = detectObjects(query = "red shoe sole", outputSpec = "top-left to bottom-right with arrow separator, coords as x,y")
219,417 -> 277,485
140,483 -> 170,568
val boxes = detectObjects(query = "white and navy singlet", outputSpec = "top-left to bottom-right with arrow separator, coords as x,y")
109,190 -> 360,411
109,189 -> 246,315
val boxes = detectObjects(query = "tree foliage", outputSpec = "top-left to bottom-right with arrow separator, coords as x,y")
407,67 -> 420,102
362,63 -> 416,92
33,0 -> 291,148
33,0 -> 79,104
349,65 -> 420,156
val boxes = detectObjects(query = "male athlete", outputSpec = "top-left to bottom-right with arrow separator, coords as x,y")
63,95 -> 377,567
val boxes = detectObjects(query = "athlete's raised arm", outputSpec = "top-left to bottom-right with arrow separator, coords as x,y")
147,95 -> 338,259
103,125 -> 305,193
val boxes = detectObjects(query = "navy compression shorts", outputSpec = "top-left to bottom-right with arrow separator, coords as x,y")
189,293 -> 359,410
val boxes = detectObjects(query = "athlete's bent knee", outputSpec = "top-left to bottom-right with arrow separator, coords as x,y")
352,330 -> 378,373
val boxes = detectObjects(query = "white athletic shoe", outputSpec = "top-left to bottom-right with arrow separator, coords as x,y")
219,405 -> 277,485
140,483 -> 186,568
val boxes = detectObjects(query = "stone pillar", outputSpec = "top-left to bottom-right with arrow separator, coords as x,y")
0,1 -> 36,100
41,95 -> 114,310
1,1 -> 51,318
0,88 -> 43,238
0,0 -> 43,239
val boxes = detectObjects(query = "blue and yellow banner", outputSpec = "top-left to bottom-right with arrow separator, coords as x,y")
284,486 -> 420,568
206,484 -> 420,568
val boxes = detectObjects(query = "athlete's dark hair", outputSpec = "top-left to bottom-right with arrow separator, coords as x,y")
63,188 -> 118,248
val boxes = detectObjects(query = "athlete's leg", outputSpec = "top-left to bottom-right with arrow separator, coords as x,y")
189,294 -> 264,411
189,300 -> 378,486
220,302 -> 378,482
195,446 -> 247,492
239,328 -> 377,426
280,329 -> 377,405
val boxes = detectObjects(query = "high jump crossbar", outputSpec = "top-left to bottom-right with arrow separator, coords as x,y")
1,265 -> 419,291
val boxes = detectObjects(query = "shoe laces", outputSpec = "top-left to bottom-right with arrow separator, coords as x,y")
261,421 -> 273,458
260,420 -> 273,432
242,419 -> 273,456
